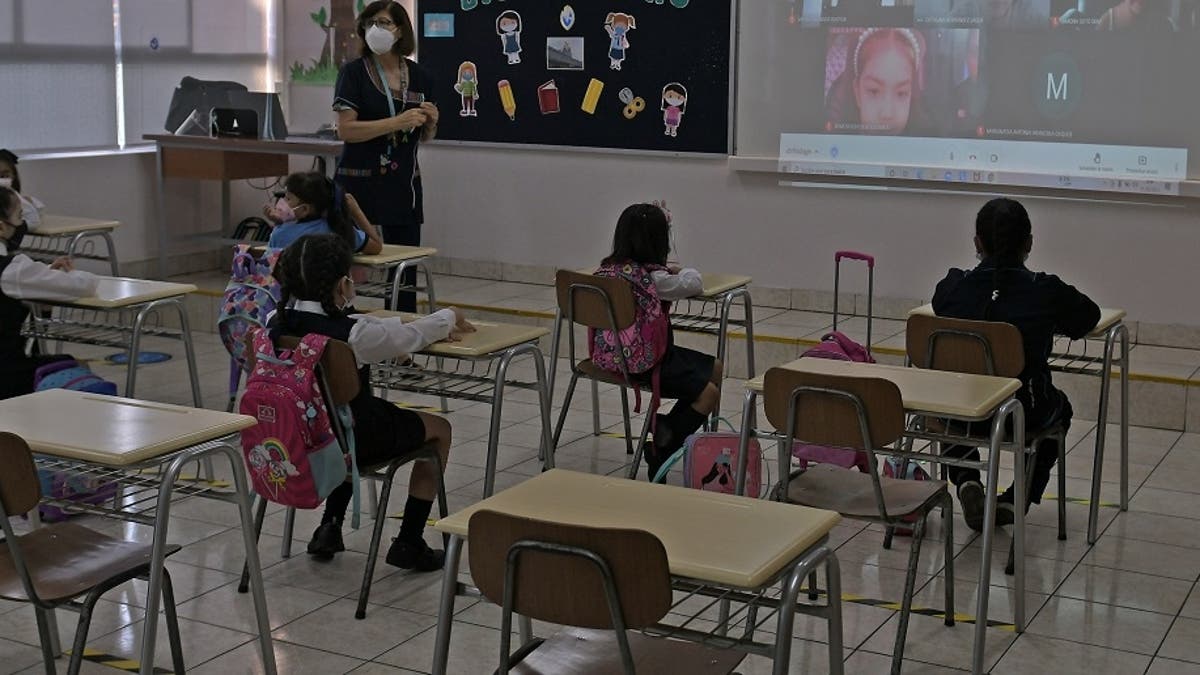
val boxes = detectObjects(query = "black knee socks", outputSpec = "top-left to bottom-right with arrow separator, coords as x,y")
653,404 -> 709,453
398,495 -> 434,544
321,482 -> 353,525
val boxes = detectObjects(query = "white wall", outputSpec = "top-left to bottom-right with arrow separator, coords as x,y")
419,144 -> 1200,326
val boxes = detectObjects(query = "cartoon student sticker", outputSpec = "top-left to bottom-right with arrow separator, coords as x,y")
454,61 -> 480,117
661,82 -> 687,137
497,10 -> 522,65
604,13 -> 636,70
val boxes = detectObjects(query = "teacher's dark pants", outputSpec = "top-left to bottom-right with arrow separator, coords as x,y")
338,174 -> 424,312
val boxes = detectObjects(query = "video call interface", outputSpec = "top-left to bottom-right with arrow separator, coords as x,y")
778,0 -> 1200,193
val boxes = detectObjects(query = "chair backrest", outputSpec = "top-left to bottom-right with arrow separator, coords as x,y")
906,314 -> 1024,377
763,368 -> 905,451
467,510 -> 672,630
555,270 -> 637,332
0,433 -> 41,518
277,335 -> 360,406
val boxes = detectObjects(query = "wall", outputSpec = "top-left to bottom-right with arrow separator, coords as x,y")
418,143 -> 1200,330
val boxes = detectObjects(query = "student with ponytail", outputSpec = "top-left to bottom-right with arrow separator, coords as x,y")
271,234 -> 474,570
932,198 -> 1100,532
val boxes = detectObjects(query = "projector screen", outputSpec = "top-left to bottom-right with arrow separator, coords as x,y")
737,1 -> 1200,196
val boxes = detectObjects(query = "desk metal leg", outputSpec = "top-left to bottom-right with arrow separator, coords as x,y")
66,231 -> 121,276
222,443 -> 278,674
530,346 -> 555,472
825,549 -> 844,675
1120,325 -> 1130,512
972,400 -> 1017,675
483,344 -> 548,497
735,389 -> 758,497
1089,325 -> 1120,545
1011,421 -> 1027,632
432,535 -> 464,675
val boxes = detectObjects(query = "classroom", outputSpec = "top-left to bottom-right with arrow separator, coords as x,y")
2,1 -> 1199,673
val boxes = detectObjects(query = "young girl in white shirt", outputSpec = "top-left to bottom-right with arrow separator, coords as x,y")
0,187 -> 98,399
270,233 -> 474,571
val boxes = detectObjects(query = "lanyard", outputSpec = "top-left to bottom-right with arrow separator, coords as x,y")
373,56 -> 410,145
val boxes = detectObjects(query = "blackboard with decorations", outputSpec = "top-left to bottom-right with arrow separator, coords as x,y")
417,0 -> 731,154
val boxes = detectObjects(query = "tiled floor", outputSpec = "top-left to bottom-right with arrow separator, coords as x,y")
7,277 -> 1200,674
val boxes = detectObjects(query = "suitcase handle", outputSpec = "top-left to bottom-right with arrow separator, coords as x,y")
835,250 -> 875,268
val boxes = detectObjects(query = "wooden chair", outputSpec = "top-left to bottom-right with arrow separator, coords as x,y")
763,368 -> 954,675
906,314 -> 1068,555
237,336 -> 448,620
549,270 -> 655,479
0,432 -> 186,675
467,510 -> 745,675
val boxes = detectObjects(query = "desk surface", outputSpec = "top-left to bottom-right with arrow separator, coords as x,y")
356,245 -> 438,266
144,133 -> 343,156
0,389 -> 255,466
574,269 -> 751,299
435,469 -> 840,589
748,358 -> 1020,420
908,304 -> 1126,340
32,215 -> 121,236
50,277 -> 197,309
368,311 -> 549,357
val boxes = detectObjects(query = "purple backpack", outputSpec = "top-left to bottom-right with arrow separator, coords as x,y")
588,262 -> 670,414
792,332 -> 876,471
218,245 -> 282,370
33,359 -> 118,396
239,329 -> 360,521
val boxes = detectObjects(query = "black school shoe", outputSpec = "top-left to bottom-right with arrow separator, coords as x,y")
958,481 -> 1016,531
386,537 -> 446,572
306,522 -> 346,560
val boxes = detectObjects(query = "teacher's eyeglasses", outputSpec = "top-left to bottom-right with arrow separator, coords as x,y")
367,18 -> 396,29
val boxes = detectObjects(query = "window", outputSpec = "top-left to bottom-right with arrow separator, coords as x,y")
0,0 -> 273,154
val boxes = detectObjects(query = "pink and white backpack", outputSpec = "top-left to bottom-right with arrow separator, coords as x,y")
588,262 -> 670,414
792,331 -> 876,471
239,329 -> 359,515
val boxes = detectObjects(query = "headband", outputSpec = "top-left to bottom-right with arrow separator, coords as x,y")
853,28 -> 921,78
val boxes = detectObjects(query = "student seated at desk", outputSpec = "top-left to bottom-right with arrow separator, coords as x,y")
0,187 -> 99,400
264,171 -> 383,254
933,197 -> 1100,531
0,149 -> 44,229
595,202 -> 723,481
271,234 -> 474,570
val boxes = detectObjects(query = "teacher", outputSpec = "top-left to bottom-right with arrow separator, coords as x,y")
333,0 -> 438,312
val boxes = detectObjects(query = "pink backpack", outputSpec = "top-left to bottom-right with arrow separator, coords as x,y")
588,262 -> 670,414
681,431 -> 762,497
239,329 -> 360,516
792,332 -> 876,471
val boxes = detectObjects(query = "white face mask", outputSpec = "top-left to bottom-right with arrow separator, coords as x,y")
366,25 -> 397,55
0,178 -> 12,189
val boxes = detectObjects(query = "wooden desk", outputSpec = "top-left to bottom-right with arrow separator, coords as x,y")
367,311 -> 554,498
740,359 -> 1025,675
356,244 -> 438,266
431,470 -> 844,675
146,134 -> 344,278
25,215 -> 121,275
907,304 -> 1131,544
24,277 -> 203,407
0,390 -> 277,675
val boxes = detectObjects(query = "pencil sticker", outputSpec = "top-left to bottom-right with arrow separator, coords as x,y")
497,10 -> 523,64
498,79 -> 517,120
619,88 -> 647,119
454,61 -> 480,117
581,78 -> 604,115
604,13 -> 636,70
661,82 -> 687,137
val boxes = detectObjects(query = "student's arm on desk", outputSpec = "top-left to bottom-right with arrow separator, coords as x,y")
0,254 -> 99,301
344,193 -> 383,255
1049,275 -> 1102,340
347,308 -> 465,364
652,267 -> 702,301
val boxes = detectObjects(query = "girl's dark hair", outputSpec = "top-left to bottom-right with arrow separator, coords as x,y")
274,234 -> 354,324
358,0 -> 416,57
0,186 -> 20,220
662,83 -> 688,115
284,171 -> 359,250
0,149 -> 21,193
496,10 -> 522,34
975,197 -> 1032,313
603,203 -> 671,267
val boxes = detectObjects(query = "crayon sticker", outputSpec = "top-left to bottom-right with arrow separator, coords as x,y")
581,78 -> 604,114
